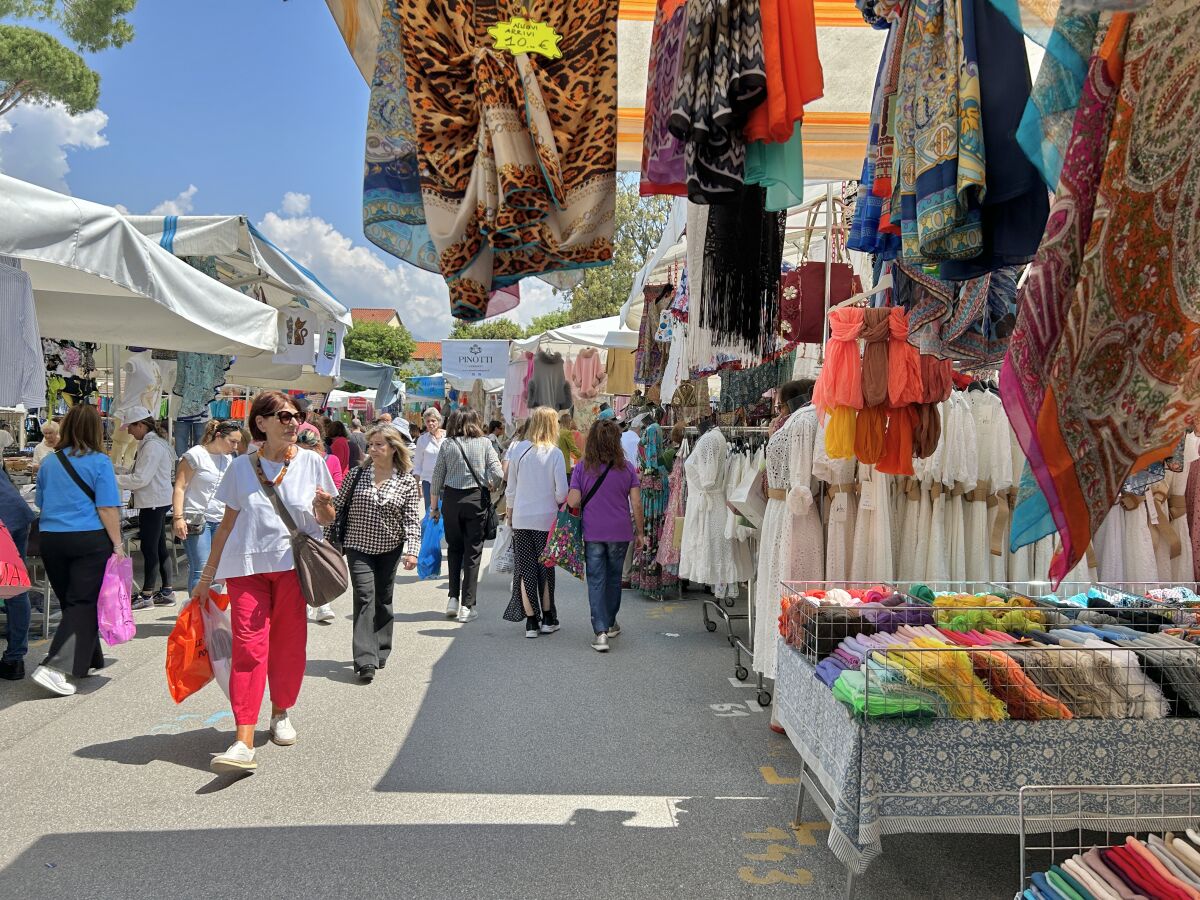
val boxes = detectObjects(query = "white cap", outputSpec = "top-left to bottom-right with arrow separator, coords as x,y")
122,405 -> 154,423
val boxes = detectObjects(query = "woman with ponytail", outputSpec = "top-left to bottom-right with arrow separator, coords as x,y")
172,419 -> 243,592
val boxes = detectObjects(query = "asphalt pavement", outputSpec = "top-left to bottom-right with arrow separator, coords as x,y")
0,550 -> 1020,899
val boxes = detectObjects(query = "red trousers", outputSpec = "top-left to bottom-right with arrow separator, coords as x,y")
226,569 -> 308,726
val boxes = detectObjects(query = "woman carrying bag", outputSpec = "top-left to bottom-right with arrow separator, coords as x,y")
502,407 -> 569,638
31,404 -> 125,696
192,391 -> 337,774
566,418 -> 644,653
430,409 -> 502,624
331,427 -> 421,682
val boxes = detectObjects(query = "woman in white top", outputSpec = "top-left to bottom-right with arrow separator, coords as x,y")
30,420 -> 59,467
172,420 -> 241,592
413,406 -> 445,511
117,405 -> 178,610
502,407 -> 568,638
192,390 -> 337,775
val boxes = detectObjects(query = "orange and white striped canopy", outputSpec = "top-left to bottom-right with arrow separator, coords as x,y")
324,0 -> 882,180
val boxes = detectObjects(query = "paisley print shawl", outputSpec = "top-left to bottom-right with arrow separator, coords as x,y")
397,0 -> 617,320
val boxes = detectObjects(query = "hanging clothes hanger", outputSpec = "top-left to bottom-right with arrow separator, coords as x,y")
830,272 -> 893,312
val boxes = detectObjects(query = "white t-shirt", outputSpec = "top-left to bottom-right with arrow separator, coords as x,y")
620,430 -> 640,467
182,446 -> 233,522
414,431 -> 444,482
213,449 -> 335,581
32,440 -> 55,463
504,441 -> 569,532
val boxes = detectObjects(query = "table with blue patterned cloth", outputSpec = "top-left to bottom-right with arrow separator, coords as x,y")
774,637 -> 1200,875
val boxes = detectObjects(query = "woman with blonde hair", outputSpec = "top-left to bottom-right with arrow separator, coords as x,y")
503,407 -> 569,637
331,426 -> 421,681
172,419 -> 242,592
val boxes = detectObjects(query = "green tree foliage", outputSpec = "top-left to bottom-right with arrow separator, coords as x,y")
0,0 -> 137,116
561,176 -> 673,322
344,320 -> 416,369
523,309 -> 572,336
448,318 -> 525,341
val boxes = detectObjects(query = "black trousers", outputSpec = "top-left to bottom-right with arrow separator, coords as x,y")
347,547 -> 403,671
442,486 -> 486,608
137,505 -> 175,593
41,529 -> 109,677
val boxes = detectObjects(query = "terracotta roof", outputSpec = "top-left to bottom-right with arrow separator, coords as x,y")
411,341 -> 442,361
350,307 -> 400,324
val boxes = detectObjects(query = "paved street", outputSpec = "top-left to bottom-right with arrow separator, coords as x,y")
0,553 -> 1019,899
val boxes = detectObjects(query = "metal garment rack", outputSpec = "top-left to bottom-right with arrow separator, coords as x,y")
1017,784 -> 1200,899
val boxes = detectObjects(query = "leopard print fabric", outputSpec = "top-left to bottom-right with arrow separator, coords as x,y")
395,0 -> 617,320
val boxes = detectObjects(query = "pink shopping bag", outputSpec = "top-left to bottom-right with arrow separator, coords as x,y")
97,553 -> 136,646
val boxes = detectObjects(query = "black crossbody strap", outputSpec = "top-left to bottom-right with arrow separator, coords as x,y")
453,439 -> 490,495
333,465 -> 366,543
56,450 -> 96,504
580,464 -> 612,512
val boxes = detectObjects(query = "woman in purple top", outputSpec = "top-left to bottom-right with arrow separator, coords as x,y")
567,419 -> 644,653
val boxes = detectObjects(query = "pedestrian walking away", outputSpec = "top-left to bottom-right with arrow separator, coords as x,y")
567,418 -> 645,653
502,407 -> 569,638
331,427 -> 421,682
117,405 -> 178,609
30,404 -> 126,696
194,390 -> 337,774
430,409 -> 502,623
172,420 -> 240,592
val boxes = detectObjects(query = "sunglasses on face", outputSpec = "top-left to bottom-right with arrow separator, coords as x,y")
269,410 -> 304,424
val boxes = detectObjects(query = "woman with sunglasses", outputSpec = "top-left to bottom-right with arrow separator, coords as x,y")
171,420 -> 242,592
192,391 -> 337,774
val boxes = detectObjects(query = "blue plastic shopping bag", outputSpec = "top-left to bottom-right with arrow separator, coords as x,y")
417,509 -> 444,580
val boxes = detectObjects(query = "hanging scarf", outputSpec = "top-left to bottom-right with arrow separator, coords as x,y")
641,0 -> 689,194
886,307 -> 924,406
855,405 -> 887,464
699,185 -> 785,359
397,0 -> 617,320
1001,15 -> 1131,557
878,405 -> 917,475
860,308 -> 892,407
813,307 -> 866,414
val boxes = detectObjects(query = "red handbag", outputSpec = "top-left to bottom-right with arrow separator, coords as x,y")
780,198 -> 862,344
0,522 -> 31,599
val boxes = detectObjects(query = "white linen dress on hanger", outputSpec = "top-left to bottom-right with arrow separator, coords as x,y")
850,463 -> 894,583
680,428 -> 744,586
965,391 -> 1006,583
813,418 -> 858,581
943,392 -> 977,584
895,453 -> 926,583
722,449 -> 755,582
752,406 -> 822,680
1006,431 -> 1033,583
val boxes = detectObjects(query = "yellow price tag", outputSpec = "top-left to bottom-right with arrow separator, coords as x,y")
487,16 -> 563,60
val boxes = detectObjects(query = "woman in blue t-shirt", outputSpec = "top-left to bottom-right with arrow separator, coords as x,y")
32,404 -> 125,697
566,419 -> 644,653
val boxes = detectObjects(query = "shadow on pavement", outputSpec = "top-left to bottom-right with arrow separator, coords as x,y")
304,658 -> 360,685
74,726 -> 226,773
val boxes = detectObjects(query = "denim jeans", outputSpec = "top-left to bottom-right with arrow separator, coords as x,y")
183,521 -> 220,592
2,524 -> 30,662
421,480 -> 432,513
584,540 -> 628,635
174,418 -> 208,457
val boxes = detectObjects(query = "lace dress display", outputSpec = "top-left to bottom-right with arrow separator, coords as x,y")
680,429 -> 745,586
752,406 -> 823,680
656,444 -> 687,575
633,423 -> 678,596
814,418 -> 858,582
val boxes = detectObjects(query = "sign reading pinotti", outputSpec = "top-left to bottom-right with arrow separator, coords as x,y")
441,340 -> 510,381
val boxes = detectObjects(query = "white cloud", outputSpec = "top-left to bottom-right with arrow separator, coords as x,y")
280,191 -> 311,216
257,207 -> 454,340
149,184 -> 198,216
0,102 -> 108,192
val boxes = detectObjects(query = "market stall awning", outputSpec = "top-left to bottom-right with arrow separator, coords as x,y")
0,175 -> 280,356
225,355 -> 336,394
324,0 -> 882,177
125,215 -> 352,326
512,316 -> 639,354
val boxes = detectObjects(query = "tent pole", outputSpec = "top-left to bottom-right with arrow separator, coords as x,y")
820,182 -> 835,363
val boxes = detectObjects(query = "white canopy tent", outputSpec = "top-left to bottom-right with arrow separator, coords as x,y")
326,388 -> 380,408
0,175 -> 279,355
125,215 -> 352,327
511,316 -> 638,355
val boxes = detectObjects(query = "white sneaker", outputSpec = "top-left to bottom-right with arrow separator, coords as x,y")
270,713 -> 297,746
607,621 -> 621,637
306,607 -> 318,623
446,598 -> 460,618
31,665 -> 75,696
539,622 -> 560,634
315,604 -> 335,624
456,605 -> 477,623
211,740 -> 257,774
591,633 -> 610,653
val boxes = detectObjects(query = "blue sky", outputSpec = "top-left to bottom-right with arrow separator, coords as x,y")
0,0 -> 562,338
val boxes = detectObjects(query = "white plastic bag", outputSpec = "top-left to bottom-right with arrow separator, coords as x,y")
200,589 -> 233,699
727,452 -> 767,529
490,523 -> 515,576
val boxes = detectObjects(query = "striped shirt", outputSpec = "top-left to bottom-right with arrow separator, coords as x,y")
0,258 -> 48,410
431,436 -> 503,496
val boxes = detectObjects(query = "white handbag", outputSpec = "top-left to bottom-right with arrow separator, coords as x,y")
727,450 -> 767,530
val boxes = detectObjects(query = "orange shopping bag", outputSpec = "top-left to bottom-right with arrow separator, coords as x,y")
165,597 -> 212,703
